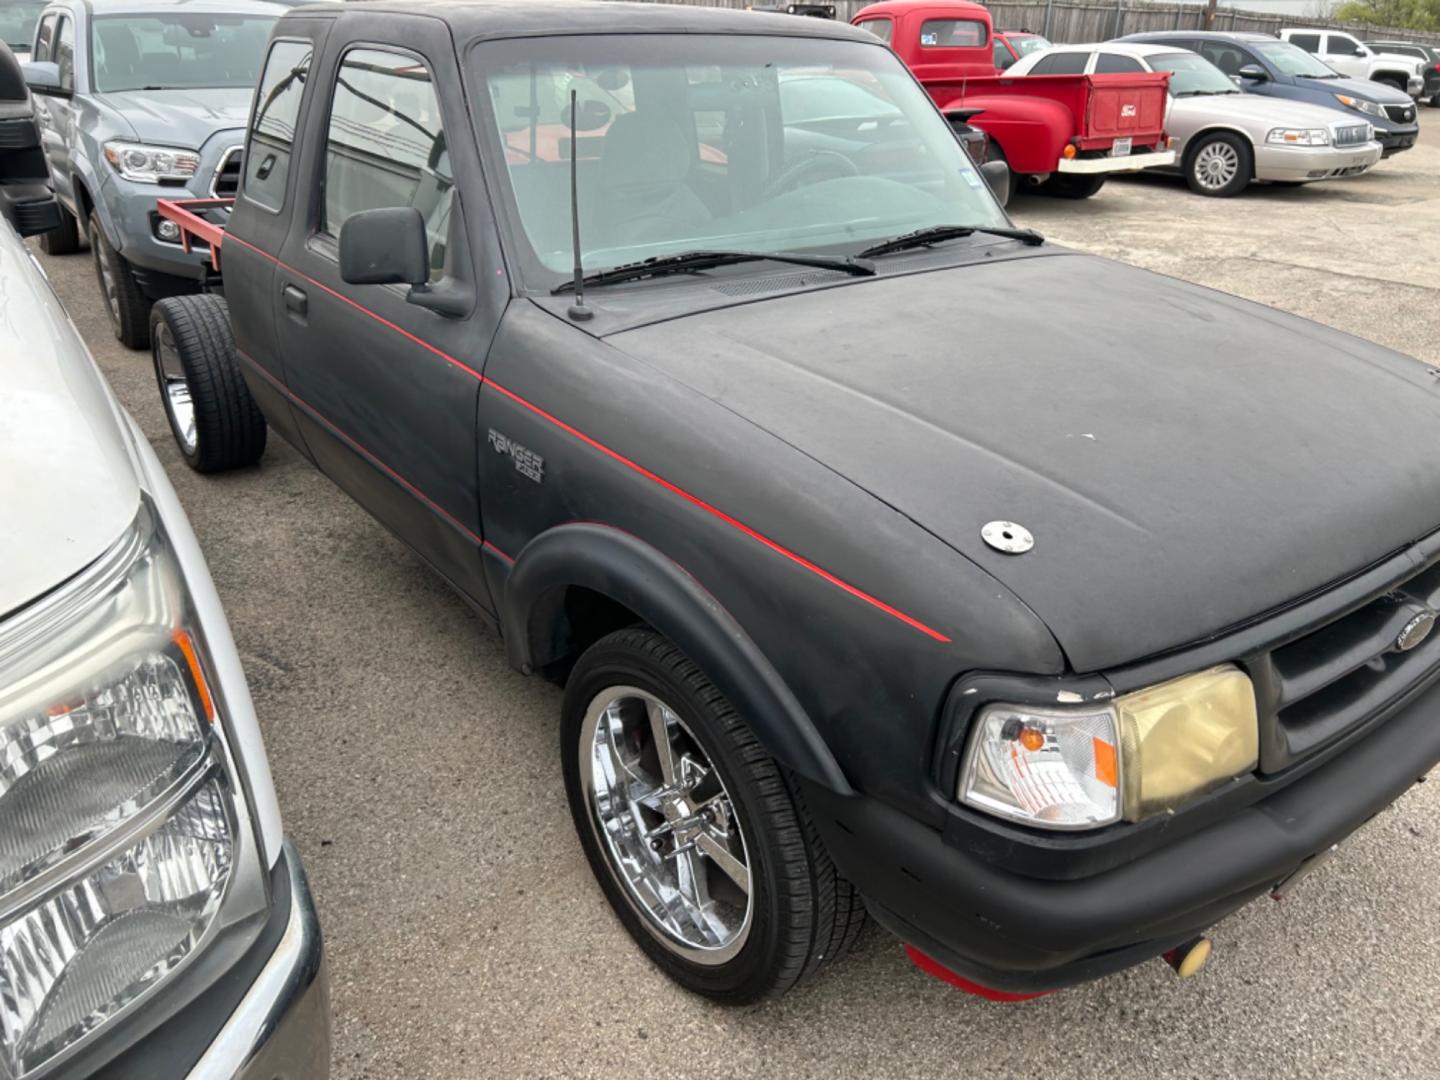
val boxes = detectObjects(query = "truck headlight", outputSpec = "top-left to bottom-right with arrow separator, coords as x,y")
1333,94 -> 1385,119
958,666 -> 1258,830
102,141 -> 201,184
0,503 -> 261,1078
1267,127 -> 1331,146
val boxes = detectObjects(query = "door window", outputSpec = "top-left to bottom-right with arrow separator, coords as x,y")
856,18 -> 891,44
54,15 -> 74,91
33,12 -> 55,61
1030,51 -> 1091,75
1289,32 -> 1321,53
244,40 -> 312,212
321,48 -> 453,282
993,40 -> 1014,69
1329,33 -> 1363,56
1094,52 -> 1144,73
1198,41 -> 1254,76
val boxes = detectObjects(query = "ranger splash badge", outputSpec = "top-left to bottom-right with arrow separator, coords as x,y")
488,429 -> 545,483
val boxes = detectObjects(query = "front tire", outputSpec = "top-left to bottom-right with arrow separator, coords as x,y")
562,628 -> 864,1004
39,205 -> 82,255
150,295 -> 267,472
1185,132 -> 1252,197
90,212 -> 152,349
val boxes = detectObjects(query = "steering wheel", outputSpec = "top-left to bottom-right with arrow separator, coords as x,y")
761,151 -> 860,199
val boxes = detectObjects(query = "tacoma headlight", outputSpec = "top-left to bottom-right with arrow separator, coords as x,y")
1267,127 -> 1330,146
958,666 -> 1258,830
0,503 -> 260,1078
1333,94 -> 1386,119
102,140 -> 200,184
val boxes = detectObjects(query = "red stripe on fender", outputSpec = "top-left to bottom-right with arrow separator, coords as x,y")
482,539 -> 515,564
904,945 -> 1052,1002
229,240 -> 951,644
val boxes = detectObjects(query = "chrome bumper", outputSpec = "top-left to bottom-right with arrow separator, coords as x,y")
1255,140 -> 1384,182
1057,149 -> 1176,174
185,839 -> 331,1079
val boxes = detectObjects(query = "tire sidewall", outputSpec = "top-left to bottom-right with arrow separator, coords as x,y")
560,634 -> 792,1000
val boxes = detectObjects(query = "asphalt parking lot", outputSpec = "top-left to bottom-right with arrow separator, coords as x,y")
38,111 -> 1440,1079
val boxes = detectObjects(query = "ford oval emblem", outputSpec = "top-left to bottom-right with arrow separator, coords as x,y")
1396,610 -> 1436,653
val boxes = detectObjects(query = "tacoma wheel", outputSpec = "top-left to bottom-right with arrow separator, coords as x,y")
1185,133 -> 1252,197
89,212 -> 152,348
38,205 -> 81,255
150,295 -> 267,472
562,628 -> 865,1003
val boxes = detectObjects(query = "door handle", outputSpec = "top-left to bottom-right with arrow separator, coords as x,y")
283,284 -> 308,317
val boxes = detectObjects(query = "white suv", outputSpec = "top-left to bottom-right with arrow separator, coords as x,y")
1280,29 -> 1425,97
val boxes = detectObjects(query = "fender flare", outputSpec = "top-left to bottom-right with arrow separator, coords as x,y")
500,523 -> 854,794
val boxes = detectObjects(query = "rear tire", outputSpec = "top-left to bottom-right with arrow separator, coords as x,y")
1429,94 -> 1440,109
1042,173 -> 1106,199
1184,132 -> 1252,198
39,206 -> 81,255
90,212 -> 152,349
562,628 -> 865,1004
149,295 -> 267,472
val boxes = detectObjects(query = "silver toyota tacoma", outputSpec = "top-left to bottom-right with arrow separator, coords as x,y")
0,43 -> 328,1079
21,0 -> 287,349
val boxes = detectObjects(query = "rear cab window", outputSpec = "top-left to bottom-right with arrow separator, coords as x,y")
918,19 -> 987,48
319,47 -> 454,281
243,39 -> 312,212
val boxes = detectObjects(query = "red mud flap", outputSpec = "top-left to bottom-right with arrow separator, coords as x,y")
903,945 -> 1053,1002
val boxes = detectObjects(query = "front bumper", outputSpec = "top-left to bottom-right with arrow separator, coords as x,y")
803,675 -> 1440,993
1057,149 -> 1176,174
1375,124 -> 1420,154
1255,140 -> 1383,182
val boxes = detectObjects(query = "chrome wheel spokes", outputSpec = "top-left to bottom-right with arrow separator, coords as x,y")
581,687 -> 753,964
1194,142 -> 1239,191
153,324 -> 197,454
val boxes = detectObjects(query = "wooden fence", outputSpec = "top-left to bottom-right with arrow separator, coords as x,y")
621,0 -> 1440,47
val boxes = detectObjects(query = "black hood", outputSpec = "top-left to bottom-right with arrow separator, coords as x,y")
609,253 -> 1440,671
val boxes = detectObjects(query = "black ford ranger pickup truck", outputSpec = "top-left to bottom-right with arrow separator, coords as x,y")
149,0 -> 1440,1002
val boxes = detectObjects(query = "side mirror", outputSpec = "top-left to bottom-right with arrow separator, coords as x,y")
339,207 -> 429,287
980,159 -> 1011,207
21,61 -> 66,96
1236,64 -> 1269,82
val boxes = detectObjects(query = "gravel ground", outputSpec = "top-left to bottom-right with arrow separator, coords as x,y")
36,111 -> 1440,1080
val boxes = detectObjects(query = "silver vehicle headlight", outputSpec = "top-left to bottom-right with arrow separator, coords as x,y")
1266,127 -> 1331,146
958,666 -> 1258,830
101,140 -> 201,184
0,502 -> 263,1078
1333,94 -> 1386,119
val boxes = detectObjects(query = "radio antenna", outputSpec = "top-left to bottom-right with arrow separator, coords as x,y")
566,89 -> 592,322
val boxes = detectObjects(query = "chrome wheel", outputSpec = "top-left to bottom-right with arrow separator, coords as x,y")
579,686 -> 753,964
152,322 -> 197,455
1193,140 -> 1240,191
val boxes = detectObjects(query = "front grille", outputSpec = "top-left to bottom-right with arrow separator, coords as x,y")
210,147 -> 242,197
1333,124 -> 1371,147
1384,103 -> 1416,124
1251,555 -> 1440,773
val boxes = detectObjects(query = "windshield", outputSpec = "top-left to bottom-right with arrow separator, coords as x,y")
471,34 -> 1008,288
1150,52 -> 1239,95
91,13 -> 276,92
1253,40 -> 1340,78
1011,34 -> 1051,57
1,0 -> 45,49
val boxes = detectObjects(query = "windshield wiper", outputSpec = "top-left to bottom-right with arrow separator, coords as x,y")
857,223 -> 1043,258
550,249 -> 875,293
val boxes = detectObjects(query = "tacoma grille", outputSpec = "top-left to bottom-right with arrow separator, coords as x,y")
1251,556 -> 1440,773
1333,124 -> 1371,147
1384,103 -> 1416,124
211,147 -> 243,197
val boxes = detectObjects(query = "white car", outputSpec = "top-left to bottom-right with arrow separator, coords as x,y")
0,44 -> 328,1080
1007,42 -> 1383,197
1279,29 -> 1425,98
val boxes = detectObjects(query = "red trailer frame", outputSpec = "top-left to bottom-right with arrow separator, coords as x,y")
156,197 -> 234,272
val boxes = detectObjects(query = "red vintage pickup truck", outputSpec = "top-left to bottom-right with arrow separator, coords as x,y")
855,0 -> 1176,197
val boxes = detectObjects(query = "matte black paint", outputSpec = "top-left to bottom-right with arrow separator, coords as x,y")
222,0 -> 1440,989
